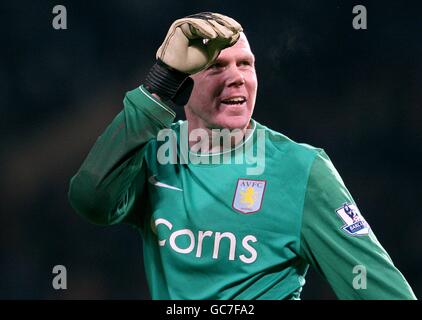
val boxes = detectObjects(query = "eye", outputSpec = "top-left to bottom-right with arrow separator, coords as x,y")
239,60 -> 252,67
208,62 -> 224,70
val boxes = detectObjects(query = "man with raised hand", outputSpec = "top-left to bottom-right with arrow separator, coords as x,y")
69,12 -> 416,300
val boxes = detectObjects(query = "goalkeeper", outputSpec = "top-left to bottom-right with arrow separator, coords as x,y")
68,12 -> 416,299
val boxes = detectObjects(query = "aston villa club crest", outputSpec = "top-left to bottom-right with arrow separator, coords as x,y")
336,203 -> 370,236
232,179 -> 266,214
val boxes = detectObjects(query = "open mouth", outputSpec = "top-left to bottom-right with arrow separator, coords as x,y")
221,96 -> 247,105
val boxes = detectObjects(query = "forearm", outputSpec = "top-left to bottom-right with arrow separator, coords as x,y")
68,86 -> 175,225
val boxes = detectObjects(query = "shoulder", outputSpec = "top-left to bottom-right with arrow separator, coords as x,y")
255,120 -> 324,164
143,120 -> 184,157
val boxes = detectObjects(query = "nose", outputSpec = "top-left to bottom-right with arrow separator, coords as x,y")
226,65 -> 245,87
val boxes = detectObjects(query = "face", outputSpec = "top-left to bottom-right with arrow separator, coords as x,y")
185,33 -> 258,131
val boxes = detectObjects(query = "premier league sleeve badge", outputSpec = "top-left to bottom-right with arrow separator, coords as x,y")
336,203 -> 370,236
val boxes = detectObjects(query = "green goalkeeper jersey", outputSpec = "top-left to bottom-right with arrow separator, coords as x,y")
68,86 -> 416,300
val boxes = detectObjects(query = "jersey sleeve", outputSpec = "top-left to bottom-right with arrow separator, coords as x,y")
300,149 -> 416,299
68,86 -> 175,226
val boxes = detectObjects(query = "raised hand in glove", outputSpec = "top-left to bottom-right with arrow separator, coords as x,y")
144,12 -> 243,102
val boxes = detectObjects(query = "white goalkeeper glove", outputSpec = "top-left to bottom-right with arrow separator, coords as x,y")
144,12 -> 243,102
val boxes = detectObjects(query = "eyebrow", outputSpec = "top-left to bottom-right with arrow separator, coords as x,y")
216,53 -> 255,63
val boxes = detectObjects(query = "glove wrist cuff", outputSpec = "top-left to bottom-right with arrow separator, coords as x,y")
144,59 -> 189,101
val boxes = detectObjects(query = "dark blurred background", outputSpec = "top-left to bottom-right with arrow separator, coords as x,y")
0,0 -> 421,299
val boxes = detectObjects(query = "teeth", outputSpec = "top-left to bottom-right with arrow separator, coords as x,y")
222,97 -> 246,104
